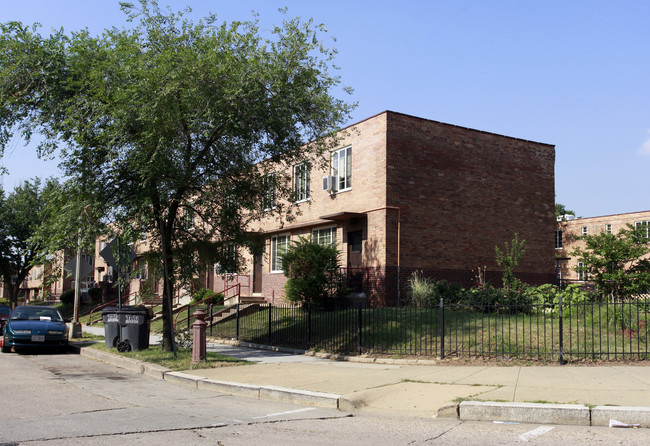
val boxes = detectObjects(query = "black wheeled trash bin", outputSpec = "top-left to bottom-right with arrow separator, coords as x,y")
119,306 -> 151,351
101,306 -> 120,348
101,306 -> 151,351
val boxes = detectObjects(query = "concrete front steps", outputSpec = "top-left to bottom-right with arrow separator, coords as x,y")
212,295 -> 268,323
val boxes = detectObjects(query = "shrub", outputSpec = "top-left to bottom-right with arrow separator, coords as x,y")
281,237 -> 345,308
460,282 -> 534,314
88,287 -> 102,302
191,288 -> 223,306
408,272 -> 437,308
59,289 -> 75,306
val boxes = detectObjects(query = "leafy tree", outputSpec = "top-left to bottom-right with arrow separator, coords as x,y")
281,237 -> 345,307
0,1 -> 353,350
495,233 -> 526,289
555,202 -> 576,221
0,178 -> 55,308
572,224 -> 650,300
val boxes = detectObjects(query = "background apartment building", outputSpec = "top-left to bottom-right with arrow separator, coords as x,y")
555,210 -> 650,282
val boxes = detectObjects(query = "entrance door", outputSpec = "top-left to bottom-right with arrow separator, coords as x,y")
252,250 -> 263,294
347,231 -> 363,292
347,231 -> 363,269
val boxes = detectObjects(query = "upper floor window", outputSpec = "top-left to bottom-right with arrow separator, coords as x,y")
635,220 -> 650,239
270,234 -> 289,273
331,146 -> 351,192
293,162 -> 310,202
555,230 -> 563,249
577,261 -> 587,281
263,173 -> 276,211
183,204 -> 195,230
581,226 -> 588,236
312,227 -> 336,247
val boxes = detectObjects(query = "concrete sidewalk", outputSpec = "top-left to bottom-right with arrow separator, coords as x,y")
78,326 -> 650,427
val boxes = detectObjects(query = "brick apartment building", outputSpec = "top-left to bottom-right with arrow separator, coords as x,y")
555,210 -> 650,282
201,110 -> 557,306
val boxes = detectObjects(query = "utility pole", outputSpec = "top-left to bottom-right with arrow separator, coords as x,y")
71,228 -> 83,338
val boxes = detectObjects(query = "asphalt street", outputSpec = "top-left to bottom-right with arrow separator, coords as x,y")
3,349 -> 650,445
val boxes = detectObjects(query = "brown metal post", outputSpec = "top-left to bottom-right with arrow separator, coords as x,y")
191,308 -> 207,364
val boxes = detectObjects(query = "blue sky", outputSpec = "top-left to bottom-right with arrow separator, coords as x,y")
1,1 -> 649,218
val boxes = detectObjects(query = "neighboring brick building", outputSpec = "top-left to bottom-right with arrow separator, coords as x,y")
208,110 -> 556,306
555,210 -> 650,282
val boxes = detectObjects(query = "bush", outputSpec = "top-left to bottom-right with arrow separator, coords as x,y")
88,287 -> 102,302
59,289 -> 75,306
281,237 -> 345,308
408,272 -> 437,308
191,288 -> 224,306
460,283 -> 534,314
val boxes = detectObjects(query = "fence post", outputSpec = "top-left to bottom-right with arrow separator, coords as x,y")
268,303 -> 272,343
439,298 -> 445,360
357,306 -> 362,355
558,292 -> 565,365
307,301 -> 312,349
187,304 -> 191,331
236,303 -> 240,340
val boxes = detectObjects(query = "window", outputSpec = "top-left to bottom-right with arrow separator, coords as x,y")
263,173 -> 276,211
577,261 -> 587,281
581,226 -> 588,236
184,204 -> 195,230
635,221 -> 650,239
331,146 -> 351,192
605,224 -> 612,234
293,162 -> 310,202
215,244 -> 238,274
270,235 -> 289,273
555,230 -> 563,249
312,227 -> 336,247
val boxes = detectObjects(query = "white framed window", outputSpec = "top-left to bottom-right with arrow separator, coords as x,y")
184,204 -> 195,230
263,173 -> 276,211
293,162 -> 310,202
312,227 -> 336,247
577,261 -> 587,281
581,226 -> 588,236
270,234 -> 289,273
331,146 -> 351,192
635,221 -> 650,239
605,224 -> 612,234
555,230 -> 563,249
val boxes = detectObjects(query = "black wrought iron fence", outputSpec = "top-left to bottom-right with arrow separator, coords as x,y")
211,296 -> 650,362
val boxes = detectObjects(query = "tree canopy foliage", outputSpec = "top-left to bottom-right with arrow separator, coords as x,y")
0,1 -> 354,349
572,224 -> 650,300
0,179 -> 55,307
555,202 -> 576,220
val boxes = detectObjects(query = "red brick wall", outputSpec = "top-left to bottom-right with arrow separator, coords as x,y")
384,111 -> 555,283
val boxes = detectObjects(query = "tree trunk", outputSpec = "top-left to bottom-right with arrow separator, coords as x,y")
158,215 -> 176,352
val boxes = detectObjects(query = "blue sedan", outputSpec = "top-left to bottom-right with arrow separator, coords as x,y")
2,306 -> 69,353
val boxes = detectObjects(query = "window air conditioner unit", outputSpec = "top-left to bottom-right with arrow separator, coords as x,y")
322,176 -> 335,191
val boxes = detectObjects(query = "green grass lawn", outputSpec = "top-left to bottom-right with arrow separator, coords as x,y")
206,304 -> 650,361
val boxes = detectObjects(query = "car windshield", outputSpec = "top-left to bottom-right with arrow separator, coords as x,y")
10,307 -> 63,322
0,305 -> 10,315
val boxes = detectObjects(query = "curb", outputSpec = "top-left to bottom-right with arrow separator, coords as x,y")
71,343 -> 341,409
70,343 -> 650,427
460,401 -> 590,426
460,401 -> 650,428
